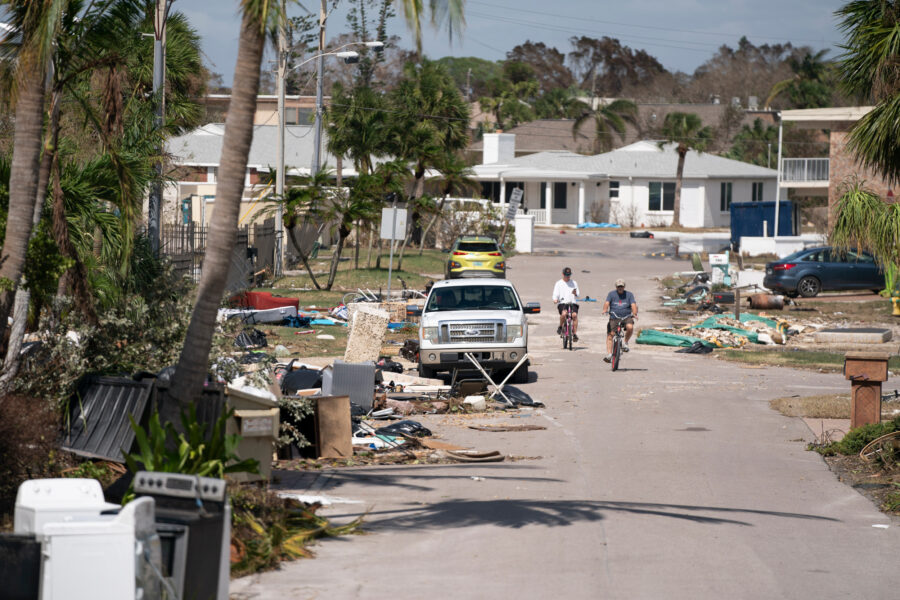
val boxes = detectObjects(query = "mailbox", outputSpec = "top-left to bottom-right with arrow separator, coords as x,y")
844,352 -> 890,429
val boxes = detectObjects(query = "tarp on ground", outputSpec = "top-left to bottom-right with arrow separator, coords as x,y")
637,330 -> 715,348
689,312 -> 786,344
577,222 -> 621,228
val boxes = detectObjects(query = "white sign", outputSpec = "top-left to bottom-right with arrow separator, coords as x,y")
380,207 -> 408,240
505,188 -> 523,220
709,253 -> 729,265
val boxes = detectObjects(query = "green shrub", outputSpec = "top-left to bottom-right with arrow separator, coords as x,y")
813,416 -> 900,456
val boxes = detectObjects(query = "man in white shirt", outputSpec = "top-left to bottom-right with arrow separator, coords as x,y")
552,267 -> 579,341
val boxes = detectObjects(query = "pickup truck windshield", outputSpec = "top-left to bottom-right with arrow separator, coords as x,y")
426,285 -> 520,312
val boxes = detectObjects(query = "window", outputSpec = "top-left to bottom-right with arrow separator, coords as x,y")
540,182 -> 547,209
480,181 -> 500,202
505,183 -> 524,203
426,285 -> 520,312
648,181 -> 675,211
609,181 -> 620,200
720,182 -> 732,212
752,181 -> 764,202
457,241 -> 499,253
285,107 -> 313,125
553,182 -> 567,209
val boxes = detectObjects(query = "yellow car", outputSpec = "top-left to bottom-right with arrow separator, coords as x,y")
445,236 -> 506,279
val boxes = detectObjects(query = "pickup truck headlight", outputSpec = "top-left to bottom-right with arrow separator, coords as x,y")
506,324 -> 523,342
422,326 -> 439,344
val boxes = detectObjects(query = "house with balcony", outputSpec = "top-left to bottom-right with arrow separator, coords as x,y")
470,134 -> 783,228
778,107 -> 895,225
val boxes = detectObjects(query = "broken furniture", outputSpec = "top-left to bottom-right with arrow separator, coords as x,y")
312,396 -> 353,458
844,352 -> 890,429
226,382 -> 281,482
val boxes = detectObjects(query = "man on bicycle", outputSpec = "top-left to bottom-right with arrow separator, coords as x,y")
603,278 -> 637,362
552,267 -> 579,342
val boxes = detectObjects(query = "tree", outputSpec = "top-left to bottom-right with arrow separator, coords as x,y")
397,0 -> 464,58
506,41 -> 573,93
479,79 -> 538,132
726,118 -> 779,167
659,112 -> 714,226
836,0 -> 900,184
170,0 -> 277,404
831,180 -> 900,297
435,56 -> 502,100
572,99 -> 637,154
765,49 -> 832,109
0,1 -> 64,345
568,36 -> 667,96
534,87 -> 586,119
418,151 -> 476,253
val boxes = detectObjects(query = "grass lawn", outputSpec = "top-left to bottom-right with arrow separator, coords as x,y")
791,297 -> 895,322
274,248 -> 447,292
717,348 -> 900,372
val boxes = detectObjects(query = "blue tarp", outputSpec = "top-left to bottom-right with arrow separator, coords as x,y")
577,222 -> 621,229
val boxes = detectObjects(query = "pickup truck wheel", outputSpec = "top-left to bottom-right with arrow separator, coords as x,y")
418,364 -> 435,379
511,364 -> 529,384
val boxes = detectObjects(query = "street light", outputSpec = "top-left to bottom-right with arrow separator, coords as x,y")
274,39 -> 383,276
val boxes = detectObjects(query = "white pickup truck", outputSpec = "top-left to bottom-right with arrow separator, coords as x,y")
416,278 -> 540,383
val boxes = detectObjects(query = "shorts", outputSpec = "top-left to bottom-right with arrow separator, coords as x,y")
557,303 -> 579,315
607,316 -> 634,334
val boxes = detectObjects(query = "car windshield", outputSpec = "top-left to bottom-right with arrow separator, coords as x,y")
457,241 -> 499,253
426,285 -> 520,312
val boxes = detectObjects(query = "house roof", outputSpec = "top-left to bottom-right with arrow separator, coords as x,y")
468,104 -> 779,156
472,141 -> 778,181
167,123 -> 349,175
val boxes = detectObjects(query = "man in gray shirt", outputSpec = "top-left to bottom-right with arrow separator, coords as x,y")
602,278 -> 637,362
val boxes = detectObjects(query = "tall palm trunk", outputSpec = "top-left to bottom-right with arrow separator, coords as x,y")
673,146 -> 686,227
170,10 -> 265,403
0,89 -> 61,392
326,223 -> 351,290
0,59 -> 46,347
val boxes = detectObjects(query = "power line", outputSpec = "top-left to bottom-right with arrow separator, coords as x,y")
468,0 -> 842,47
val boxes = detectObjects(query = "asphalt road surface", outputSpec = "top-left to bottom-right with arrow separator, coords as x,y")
232,230 -> 900,600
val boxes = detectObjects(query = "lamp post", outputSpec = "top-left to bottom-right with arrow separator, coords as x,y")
274,38 -> 382,275
148,0 -> 172,257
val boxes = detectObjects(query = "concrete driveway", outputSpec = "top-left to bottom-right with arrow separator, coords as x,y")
231,230 -> 899,599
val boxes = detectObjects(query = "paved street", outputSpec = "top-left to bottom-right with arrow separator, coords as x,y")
232,230 -> 900,600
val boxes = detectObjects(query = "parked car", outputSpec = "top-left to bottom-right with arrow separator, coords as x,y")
763,247 -> 883,297
445,236 -> 505,279
416,278 -> 539,382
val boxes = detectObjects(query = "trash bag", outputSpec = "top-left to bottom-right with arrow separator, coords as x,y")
330,304 -> 349,321
376,357 -> 404,373
234,328 -> 267,349
675,341 -> 714,354
375,420 -> 432,438
277,360 -> 323,394
240,352 -> 272,364
400,339 -> 419,362
629,231 -> 653,238
282,315 -> 312,328
500,385 -> 545,407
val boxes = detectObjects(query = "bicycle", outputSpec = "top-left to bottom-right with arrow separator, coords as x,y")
560,303 -> 576,350
607,312 -> 634,371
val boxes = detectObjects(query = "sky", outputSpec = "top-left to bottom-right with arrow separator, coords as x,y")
177,0 -> 848,86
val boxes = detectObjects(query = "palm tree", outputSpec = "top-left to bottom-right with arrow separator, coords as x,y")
572,99 -> 638,154
418,151 -> 476,254
0,1 -> 65,344
659,112 -> 714,227
535,87 -> 586,119
478,79 -> 538,132
831,180 -> 900,297
764,49 -> 831,109
326,83 -> 389,177
836,0 -> 900,184
397,0 -> 464,58
169,0 -> 278,404
726,118 -> 779,167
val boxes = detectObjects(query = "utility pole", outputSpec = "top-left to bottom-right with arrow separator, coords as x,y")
274,0 -> 286,277
465,68 -> 472,101
149,0 -> 168,256
311,0 -> 327,176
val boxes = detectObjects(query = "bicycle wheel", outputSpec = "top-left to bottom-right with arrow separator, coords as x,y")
611,335 -> 621,371
562,325 -> 569,349
567,327 -> 574,350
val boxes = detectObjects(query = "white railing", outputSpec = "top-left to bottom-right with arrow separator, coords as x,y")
530,208 -> 547,225
781,158 -> 829,182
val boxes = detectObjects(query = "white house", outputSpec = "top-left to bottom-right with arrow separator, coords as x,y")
471,134 -> 783,228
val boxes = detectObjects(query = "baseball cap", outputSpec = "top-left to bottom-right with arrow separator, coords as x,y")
563,267 -> 572,275
615,278 -> 626,287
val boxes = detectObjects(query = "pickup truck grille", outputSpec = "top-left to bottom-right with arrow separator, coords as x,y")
440,321 -> 504,343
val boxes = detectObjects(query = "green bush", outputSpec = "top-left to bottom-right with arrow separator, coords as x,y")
813,416 -> 900,456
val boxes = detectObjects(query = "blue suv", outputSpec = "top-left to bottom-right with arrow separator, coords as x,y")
763,247 -> 883,298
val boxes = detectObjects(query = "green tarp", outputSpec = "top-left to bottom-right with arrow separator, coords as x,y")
692,312 -> 778,329
636,330 -> 715,348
